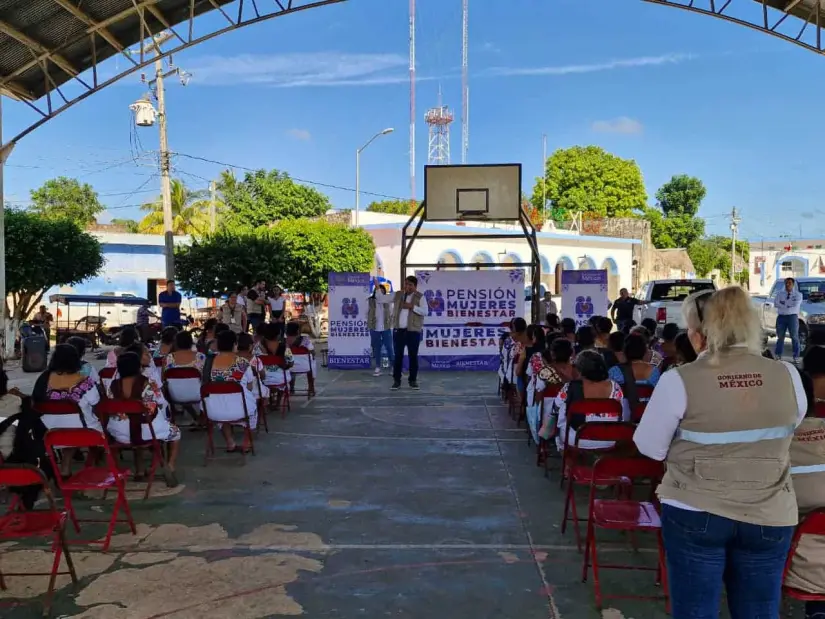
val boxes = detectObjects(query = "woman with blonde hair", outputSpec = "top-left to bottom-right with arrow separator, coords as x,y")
634,286 -> 808,618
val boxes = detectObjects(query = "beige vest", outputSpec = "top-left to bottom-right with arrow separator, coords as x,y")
657,348 -> 799,527
392,291 -> 424,332
221,304 -> 244,333
785,417 -> 825,593
367,297 -> 393,331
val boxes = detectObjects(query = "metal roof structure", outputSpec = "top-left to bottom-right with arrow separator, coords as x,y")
0,0 -> 821,145
0,0 -> 345,143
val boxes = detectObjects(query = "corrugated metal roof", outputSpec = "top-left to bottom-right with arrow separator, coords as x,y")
0,0 -> 233,101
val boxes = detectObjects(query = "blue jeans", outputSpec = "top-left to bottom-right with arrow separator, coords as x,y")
775,313 -> 800,358
661,504 -> 793,619
370,329 -> 394,368
248,314 -> 263,333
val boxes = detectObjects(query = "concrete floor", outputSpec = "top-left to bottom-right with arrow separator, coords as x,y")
0,366 -> 801,619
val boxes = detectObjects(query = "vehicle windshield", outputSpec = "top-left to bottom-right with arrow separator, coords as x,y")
797,281 -> 825,300
649,282 -> 715,302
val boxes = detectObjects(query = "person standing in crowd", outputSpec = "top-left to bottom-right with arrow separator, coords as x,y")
560,318 -> 577,345
775,276 -> 804,362
220,292 -> 246,334
136,300 -> 158,344
33,305 -> 54,351
540,292 -> 558,324
267,286 -> 286,323
609,288 -> 640,333
158,280 -> 183,329
375,276 -> 428,391
245,280 -> 267,333
634,286 -> 807,618
236,285 -> 248,312
368,281 -> 394,377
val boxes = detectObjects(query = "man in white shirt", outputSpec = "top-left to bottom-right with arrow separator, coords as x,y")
540,292 -> 558,324
775,277 -> 804,362
375,275 -> 428,391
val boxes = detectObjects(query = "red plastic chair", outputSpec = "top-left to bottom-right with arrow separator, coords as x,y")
96,399 -> 165,500
289,346 -> 316,399
561,420 -> 636,551
258,355 -> 291,419
44,428 -> 136,551
783,508 -> 825,603
536,383 -> 562,473
0,465 -> 78,616
163,366 -> 203,425
200,382 -> 255,465
815,402 -> 825,419
98,367 -> 116,394
559,399 -> 624,490
33,400 -> 90,429
581,454 -> 667,611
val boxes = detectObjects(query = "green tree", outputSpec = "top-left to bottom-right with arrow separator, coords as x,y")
687,235 -> 749,282
656,174 -> 707,218
30,176 -> 105,226
687,239 -> 719,277
111,218 -> 140,233
138,179 -> 211,235
366,199 -> 416,215
530,146 -> 648,218
4,210 -> 104,355
175,220 -> 374,297
218,169 -> 331,230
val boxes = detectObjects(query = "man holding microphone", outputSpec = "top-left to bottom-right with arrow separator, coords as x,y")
374,276 -> 428,391
775,276 -> 803,363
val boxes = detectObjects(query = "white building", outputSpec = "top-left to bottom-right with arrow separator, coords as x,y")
749,239 -> 825,295
353,212 -> 638,301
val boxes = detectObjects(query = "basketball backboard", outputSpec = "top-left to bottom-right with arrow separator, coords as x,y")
424,164 -> 522,222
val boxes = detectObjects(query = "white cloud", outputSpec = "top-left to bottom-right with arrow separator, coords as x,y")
185,52 -> 412,87
591,117 -> 644,135
487,52 -> 693,77
286,128 -> 312,141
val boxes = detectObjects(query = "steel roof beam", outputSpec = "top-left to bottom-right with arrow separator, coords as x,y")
49,0 -> 137,67
0,19 -> 80,78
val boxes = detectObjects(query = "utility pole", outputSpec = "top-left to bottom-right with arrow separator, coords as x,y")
730,206 -> 741,284
155,49 -> 174,281
542,134 -> 547,224
209,180 -> 217,233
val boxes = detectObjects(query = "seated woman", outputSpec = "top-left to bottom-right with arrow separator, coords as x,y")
787,347 -> 825,619
0,365 -> 24,460
257,323 -> 293,391
207,323 -> 231,355
107,352 -> 181,487
630,325 -> 663,367
166,330 -> 206,371
196,318 -> 218,354
237,332 -> 269,401
608,333 -> 661,418
66,336 -> 100,384
32,344 -> 102,477
516,325 -> 546,397
154,326 -> 178,359
284,321 -> 316,387
204,330 -> 259,451
121,343 -> 162,386
554,350 -> 623,452
532,337 -> 577,443
667,331 -> 697,371
106,326 -> 140,367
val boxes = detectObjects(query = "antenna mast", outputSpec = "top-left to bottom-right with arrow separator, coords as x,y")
461,0 -> 469,164
409,0 -> 416,205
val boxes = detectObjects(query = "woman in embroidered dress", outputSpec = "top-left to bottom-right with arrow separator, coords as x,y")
107,352 -> 181,486
237,332 -> 269,400
206,330 -> 259,452
196,318 -> 218,354
32,344 -> 101,477
536,337 -> 577,441
153,326 -> 178,359
66,336 -> 100,385
165,330 -> 206,371
106,326 -> 140,367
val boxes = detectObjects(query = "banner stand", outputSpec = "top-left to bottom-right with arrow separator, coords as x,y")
327,273 -> 371,369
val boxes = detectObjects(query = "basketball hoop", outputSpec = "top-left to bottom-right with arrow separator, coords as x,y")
458,210 -> 488,221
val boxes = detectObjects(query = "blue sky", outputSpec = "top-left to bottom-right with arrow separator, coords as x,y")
3,0 -> 824,241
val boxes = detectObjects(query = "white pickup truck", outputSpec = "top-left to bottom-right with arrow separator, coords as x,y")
631,279 -> 717,330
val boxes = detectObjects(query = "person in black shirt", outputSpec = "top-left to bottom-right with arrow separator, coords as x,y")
610,288 -> 640,333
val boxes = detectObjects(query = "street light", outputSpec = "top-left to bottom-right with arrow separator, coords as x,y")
355,128 -> 394,226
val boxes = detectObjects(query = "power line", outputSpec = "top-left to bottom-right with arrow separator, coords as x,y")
171,152 -> 409,202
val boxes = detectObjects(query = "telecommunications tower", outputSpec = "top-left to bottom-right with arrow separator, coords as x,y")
425,89 -> 453,165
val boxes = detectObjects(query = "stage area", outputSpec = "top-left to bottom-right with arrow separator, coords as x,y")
2,368 -> 787,618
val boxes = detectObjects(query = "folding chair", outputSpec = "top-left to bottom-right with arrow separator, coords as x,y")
782,508 -> 825,604
497,342 -> 511,397
536,383 -> 562,474
289,346 -> 316,399
507,353 -> 522,421
32,401 -> 89,429
163,366 -> 203,425
98,367 -> 116,395
96,399 -> 166,500
0,465 -> 78,616
630,384 -> 654,423
200,382 -> 255,465
44,429 -> 136,551
559,399 -> 624,490
581,454 -> 667,611
258,355 -> 291,419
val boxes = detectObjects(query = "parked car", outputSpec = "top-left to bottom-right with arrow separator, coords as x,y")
753,276 -> 825,351
632,279 -> 717,331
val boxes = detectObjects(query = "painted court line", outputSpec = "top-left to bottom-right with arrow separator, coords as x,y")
272,431 -> 525,442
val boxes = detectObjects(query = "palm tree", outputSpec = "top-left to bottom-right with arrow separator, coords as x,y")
137,179 -> 212,235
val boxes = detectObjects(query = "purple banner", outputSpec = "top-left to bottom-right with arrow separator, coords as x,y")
561,270 -> 607,285
403,355 -> 499,372
329,272 -> 370,287
328,355 -> 371,369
